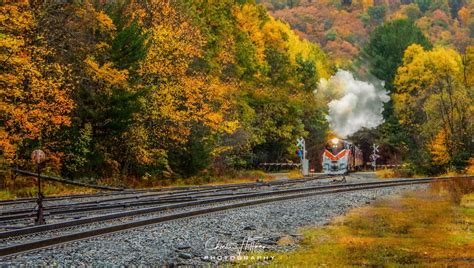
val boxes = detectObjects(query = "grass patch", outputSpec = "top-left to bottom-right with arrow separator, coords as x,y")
376,167 -> 471,179
142,170 -> 274,189
130,169 -> 305,190
461,193 -> 474,208
376,168 -> 415,178
0,175 -> 98,200
287,169 -> 303,179
244,179 -> 474,266
0,169 -> 303,200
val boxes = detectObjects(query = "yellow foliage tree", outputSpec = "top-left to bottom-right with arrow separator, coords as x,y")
429,130 -> 450,166
394,44 -> 473,166
126,1 -> 239,169
233,3 -> 266,65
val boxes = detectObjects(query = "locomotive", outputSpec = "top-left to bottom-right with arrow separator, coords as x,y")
322,138 -> 363,175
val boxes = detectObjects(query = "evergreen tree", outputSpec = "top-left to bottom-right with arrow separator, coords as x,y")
365,19 -> 432,91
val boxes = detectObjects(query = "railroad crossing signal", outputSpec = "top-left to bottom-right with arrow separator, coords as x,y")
296,138 -> 309,176
373,144 -> 379,153
370,154 -> 380,160
296,137 -> 305,149
296,137 -> 306,160
296,150 -> 303,158
371,144 -> 380,171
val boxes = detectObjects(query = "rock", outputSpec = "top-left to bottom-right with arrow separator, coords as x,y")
243,225 -> 256,231
258,239 -> 277,245
176,244 -> 191,250
216,231 -> 232,236
178,253 -> 193,259
290,233 -> 303,238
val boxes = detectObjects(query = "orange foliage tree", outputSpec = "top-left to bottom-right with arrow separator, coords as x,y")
0,1 -> 73,166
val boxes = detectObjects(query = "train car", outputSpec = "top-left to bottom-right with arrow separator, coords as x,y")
322,138 -> 363,175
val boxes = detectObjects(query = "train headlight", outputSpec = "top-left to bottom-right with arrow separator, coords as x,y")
331,138 -> 339,145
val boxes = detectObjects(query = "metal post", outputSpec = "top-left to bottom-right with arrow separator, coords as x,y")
31,149 -> 46,225
35,165 -> 45,225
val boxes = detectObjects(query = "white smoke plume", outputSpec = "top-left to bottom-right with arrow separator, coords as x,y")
317,70 -> 390,138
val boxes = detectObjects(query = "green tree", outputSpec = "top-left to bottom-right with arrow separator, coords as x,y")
296,55 -> 318,92
365,19 -> 432,91
415,0 -> 432,13
110,20 -> 150,71
364,19 -> 432,171
367,5 -> 386,25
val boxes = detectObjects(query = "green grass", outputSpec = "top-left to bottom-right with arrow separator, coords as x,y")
0,190 -> 15,200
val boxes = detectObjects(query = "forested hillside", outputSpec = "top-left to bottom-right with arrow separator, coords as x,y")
260,0 -> 473,65
1,0 -> 473,187
260,0 -> 473,174
1,0 -> 332,182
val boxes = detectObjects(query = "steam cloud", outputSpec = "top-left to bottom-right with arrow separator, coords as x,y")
318,70 -> 390,138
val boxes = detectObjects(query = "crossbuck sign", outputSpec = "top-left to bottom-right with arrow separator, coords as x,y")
296,138 -> 309,176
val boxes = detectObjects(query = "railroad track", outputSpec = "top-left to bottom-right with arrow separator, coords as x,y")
0,176 -> 328,225
0,175 -> 325,208
1,176 -> 470,257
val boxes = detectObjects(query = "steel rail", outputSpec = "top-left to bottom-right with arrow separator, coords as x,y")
0,173 -> 324,211
0,175 -> 328,219
0,191 -> 264,222
1,176 -> 470,256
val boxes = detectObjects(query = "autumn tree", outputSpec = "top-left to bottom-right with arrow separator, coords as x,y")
1,0 -> 333,182
394,44 -> 473,170
0,1 -> 74,169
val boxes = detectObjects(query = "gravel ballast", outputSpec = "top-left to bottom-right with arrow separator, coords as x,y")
0,184 -> 427,266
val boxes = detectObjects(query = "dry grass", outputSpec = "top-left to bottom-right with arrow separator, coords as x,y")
376,167 -> 472,179
375,168 -> 416,178
0,176 -> 97,200
244,178 -> 474,267
376,168 -> 397,178
1,173 -> 101,200
124,169 -> 305,190
143,170 -> 274,189
0,169 -> 303,200
287,169 -> 303,179
461,193 -> 474,208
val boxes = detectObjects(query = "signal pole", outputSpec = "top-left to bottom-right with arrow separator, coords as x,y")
371,144 -> 380,172
296,137 -> 309,176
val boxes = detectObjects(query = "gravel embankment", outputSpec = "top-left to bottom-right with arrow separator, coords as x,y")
0,184 -> 427,266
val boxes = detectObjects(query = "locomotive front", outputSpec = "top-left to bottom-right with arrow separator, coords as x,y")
322,138 -> 349,175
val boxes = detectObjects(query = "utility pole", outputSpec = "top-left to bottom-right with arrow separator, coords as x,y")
296,137 -> 309,176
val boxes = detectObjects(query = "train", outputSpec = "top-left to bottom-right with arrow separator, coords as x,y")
322,138 -> 363,175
